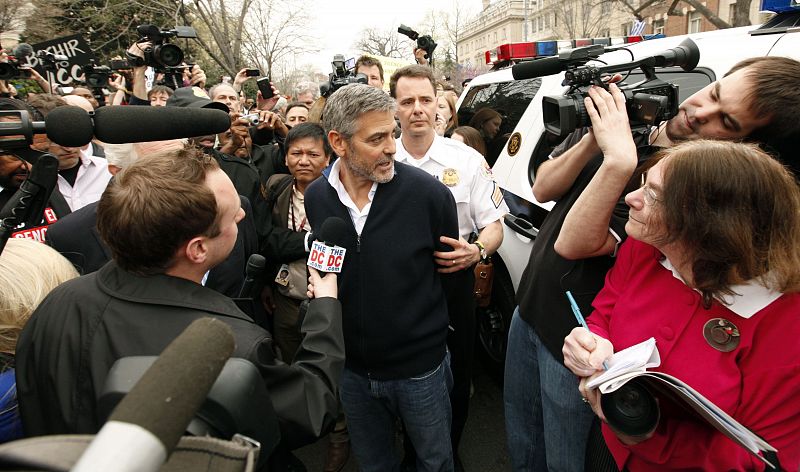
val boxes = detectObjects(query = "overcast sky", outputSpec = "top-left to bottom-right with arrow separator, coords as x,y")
303,0 -> 485,72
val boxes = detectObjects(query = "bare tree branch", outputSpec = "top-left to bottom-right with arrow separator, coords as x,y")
354,25 -> 409,58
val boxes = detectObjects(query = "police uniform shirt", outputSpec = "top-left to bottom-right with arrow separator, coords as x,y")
396,135 -> 508,239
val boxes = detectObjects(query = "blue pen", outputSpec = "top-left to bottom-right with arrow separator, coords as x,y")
566,291 -> 609,370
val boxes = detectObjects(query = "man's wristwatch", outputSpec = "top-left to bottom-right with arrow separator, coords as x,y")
474,240 -> 488,262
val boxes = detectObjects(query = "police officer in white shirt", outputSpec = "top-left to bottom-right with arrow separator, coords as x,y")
390,65 -> 508,471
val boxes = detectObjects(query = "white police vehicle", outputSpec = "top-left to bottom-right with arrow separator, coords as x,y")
459,0 -> 800,375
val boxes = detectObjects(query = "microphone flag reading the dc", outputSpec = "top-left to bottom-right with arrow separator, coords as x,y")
307,217 -> 348,274
72,317 -> 235,472
44,105 -> 231,147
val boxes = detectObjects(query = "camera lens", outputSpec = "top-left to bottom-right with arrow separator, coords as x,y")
156,44 -> 184,68
86,73 -> 105,88
600,378 -> 659,438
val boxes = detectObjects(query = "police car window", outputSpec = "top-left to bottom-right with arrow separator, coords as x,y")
458,77 -> 542,165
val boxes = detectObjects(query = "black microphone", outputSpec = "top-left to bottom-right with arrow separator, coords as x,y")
238,253 -> 266,299
511,56 -> 566,80
0,154 -> 59,254
72,317 -> 235,472
43,105 -> 231,147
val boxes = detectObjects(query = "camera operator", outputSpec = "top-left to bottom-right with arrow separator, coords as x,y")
505,56 -> 800,471
16,144 -> 346,456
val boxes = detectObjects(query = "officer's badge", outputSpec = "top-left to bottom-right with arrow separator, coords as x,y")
442,168 -> 459,187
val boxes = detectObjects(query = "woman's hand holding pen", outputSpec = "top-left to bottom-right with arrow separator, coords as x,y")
563,327 -> 614,377
564,327 -> 614,420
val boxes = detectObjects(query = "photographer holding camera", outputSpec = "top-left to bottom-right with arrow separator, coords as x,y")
505,55 -> 800,472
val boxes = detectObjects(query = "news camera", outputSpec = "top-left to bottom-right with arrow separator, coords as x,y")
0,44 -> 35,80
126,24 -> 197,69
517,38 -> 700,137
81,62 -> 112,89
398,24 -> 438,63
320,54 -> 367,98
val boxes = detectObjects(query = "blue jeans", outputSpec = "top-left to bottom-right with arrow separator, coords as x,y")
504,307 -> 595,472
340,354 -> 454,472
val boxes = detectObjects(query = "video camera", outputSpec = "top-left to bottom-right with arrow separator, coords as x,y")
126,24 -> 197,69
512,38 -> 699,137
0,44 -> 34,80
320,54 -> 367,98
398,24 -> 438,63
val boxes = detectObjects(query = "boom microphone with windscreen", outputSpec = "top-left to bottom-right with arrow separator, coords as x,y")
72,317 -> 235,472
42,105 -> 231,147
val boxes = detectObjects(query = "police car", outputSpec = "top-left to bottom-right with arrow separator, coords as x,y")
458,0 -> 800,375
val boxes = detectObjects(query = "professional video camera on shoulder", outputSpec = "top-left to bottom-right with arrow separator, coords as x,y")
511,38 -> 700,137
398,24 -> 438,63
320,54 -> 367,98
126,24 -> 197,69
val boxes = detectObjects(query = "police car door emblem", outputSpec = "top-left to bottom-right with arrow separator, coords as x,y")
442,168 -> 459,187
507,132 -> 522,156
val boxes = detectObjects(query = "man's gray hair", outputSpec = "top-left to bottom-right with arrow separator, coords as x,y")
294,81 -> 320,99
323,84 -> 396,138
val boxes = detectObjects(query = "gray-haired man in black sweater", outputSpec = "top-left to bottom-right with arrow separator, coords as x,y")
305,84 -> 459,472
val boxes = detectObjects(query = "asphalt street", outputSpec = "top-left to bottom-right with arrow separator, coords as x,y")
295,356 -> 512,471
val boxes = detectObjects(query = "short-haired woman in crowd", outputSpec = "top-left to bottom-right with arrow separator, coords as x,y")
563,140 -> 800,470
0,239 -> 78,442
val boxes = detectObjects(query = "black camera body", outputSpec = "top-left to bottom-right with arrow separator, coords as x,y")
398,24 -> 438,61
540,38 -> 699,137
321,54 -> 368,98
126,24 -> 197,69
0,58 -> 32,80
81,62 -> 112,89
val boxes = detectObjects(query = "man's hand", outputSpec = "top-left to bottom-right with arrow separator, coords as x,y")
433,236 -> 480,273
256,87 -> 280,111
584,83 -> 637,173
308,267 -> 337,299
261,285 -> 276,314
414,48 -> 429,66
219,113 -> 249,155
188,64 -> 206,89
255,110 -> 288,137
232,68 -> 250,92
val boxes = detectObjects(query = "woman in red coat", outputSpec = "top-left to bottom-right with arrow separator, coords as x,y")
563,140 -> 800,471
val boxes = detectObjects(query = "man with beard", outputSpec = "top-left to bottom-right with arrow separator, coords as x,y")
305,84 -> 459,472
505,56 -> 800,471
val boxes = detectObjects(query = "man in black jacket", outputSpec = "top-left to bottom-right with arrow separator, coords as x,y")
16,144 -> 345,451
305,84 -> 459,472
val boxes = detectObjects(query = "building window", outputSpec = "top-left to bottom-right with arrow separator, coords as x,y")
532,18 -> 538,33
689,11 -> 702,33
494,31 -> 498,43
653,19 -> 665,35
544,14 -> 550,28
538,16 -> 544,30
602,2 -> 611,14
502,27 -> 507,39
729,4 -> 737,24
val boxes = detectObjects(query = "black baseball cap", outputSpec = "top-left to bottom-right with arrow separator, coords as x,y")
166,86 -> 229,112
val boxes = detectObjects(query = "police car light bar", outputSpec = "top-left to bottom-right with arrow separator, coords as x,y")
485,35 -> 662,65
760,0 -> 800,13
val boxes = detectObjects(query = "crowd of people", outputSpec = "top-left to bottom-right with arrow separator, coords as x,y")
1,34 -> 800,472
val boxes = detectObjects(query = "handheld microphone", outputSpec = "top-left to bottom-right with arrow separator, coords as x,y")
72,317 -> 235,472
43,106 -> 231,147
0,154 -> 59,254
306,216 -> 349,275
238,253 -> 266,299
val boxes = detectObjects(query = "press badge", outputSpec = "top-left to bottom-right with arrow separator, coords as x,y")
275,263 -> 290,286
